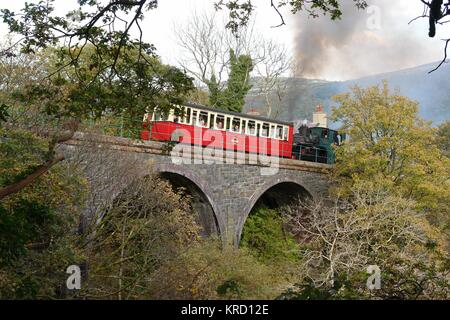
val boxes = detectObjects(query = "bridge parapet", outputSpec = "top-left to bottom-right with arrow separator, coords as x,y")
66,132 -> 332,174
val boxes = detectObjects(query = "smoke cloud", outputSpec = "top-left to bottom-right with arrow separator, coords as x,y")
293,0 -> 442,80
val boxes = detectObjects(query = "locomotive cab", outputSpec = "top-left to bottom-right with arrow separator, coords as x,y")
293,125 -> 344,164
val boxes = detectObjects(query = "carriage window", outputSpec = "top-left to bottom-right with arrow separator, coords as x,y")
177,110 -> 184,124
199,111 -> 208,128
172,109 -> 182,123
247,121 -> 256,135
261,123 -> 270,137
209,114 -> 215,128
226,117 -> 231,130
186,108 -> 191,124
256,123 -> 261,136
276,125 -> 283,140
161,111 -> 169,121
178,107 -> 187,124
242,120 -> 246,133
232,118 -> 241,133
322,129 -> 329,139
154,109 -> 161,121
270,125 -> 276,138
216,115 -> 225,130
192,110 -> 198,126
283,127 -> 289,141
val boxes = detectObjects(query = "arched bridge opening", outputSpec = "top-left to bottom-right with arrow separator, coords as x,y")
159,172 -> 220,238
238,181 -> 313,245
252,182 -> 312,211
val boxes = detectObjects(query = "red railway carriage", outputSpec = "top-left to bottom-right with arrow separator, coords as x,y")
141,103 -> 295,158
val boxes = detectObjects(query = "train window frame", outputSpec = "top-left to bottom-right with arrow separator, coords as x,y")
215,114 -> 225,131
176,108 -> 184,124
185,107 -> 191,125
246,120 -> 256,136
209,113 -> 215,128
199,111 -> 209,128
192,110 -> 198,126
275,125 -> 283,140
226,117 -> 231,131
232,117 -> 241,133
173,112 -> 180,123
178,106 -> 187,124
270,125 -> 276,139
160,109 -> 170,121
154,109 -> 161,121
168,109 -> 175,122
261,123 -> 270,138
283,126 -> 289,141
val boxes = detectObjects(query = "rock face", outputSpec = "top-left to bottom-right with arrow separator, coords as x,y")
245,62 -> 450,126
61,133 -> 331,245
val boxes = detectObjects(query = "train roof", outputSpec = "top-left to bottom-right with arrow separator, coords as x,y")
184,102 -> 294,126
309,126 -> 339,132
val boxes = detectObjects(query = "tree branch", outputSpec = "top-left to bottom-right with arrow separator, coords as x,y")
270,0 -> 286,28
0,154 -> 65,200
0,119 -> 79,200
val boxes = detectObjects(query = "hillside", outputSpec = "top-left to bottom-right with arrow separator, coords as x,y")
244,62 -> 450,126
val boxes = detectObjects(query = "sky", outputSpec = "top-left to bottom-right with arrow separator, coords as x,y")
0,0 -> 447,81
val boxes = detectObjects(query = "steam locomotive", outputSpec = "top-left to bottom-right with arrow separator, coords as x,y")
141,103 -> 343,164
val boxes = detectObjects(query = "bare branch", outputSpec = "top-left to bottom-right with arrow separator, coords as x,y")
429,38 -> 450,73
270,0 -> 286,28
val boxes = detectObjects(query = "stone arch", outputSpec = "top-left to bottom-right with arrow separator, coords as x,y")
152,163 -> 223,239
236,175 -> 316,245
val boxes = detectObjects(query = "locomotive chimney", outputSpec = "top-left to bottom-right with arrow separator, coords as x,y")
313,105 -> 328,128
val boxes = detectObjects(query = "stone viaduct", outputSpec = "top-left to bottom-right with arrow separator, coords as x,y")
61,132 -> 331,245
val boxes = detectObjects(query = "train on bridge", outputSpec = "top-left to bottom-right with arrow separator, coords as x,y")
141,103 -> 344,164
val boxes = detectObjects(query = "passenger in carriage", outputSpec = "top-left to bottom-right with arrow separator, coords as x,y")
232,119 -> 241,133
216,118 -> 224,129
199,114 -> 208,127
248,122 -> 256,135
262,126 -> 269,137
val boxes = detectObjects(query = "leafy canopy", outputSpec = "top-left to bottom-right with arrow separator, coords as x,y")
332,82 -> 450,224
215,0 -> 368,32
0,127 -> 86,298
1,1 -> 194,121
240,207 -> 299,263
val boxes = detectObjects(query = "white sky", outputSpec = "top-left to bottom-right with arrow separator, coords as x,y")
0,0 -> 446,80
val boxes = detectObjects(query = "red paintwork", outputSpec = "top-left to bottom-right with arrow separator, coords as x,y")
141,121 -> 294,158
